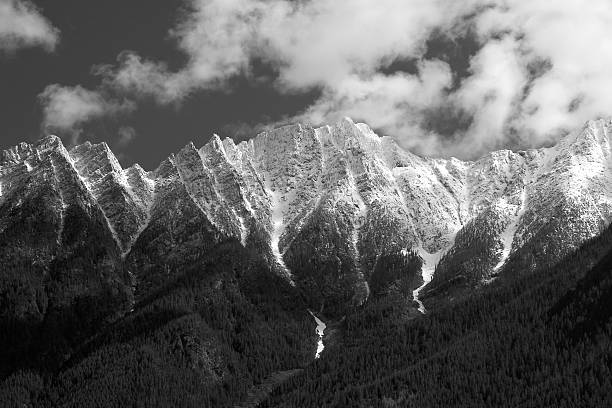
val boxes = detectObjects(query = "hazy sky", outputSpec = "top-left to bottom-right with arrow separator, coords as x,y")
2,0 -> 612,168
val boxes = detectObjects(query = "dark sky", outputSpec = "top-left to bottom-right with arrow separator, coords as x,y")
0,0 -> 320,169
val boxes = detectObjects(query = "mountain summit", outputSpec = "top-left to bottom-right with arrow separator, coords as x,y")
2,118 -> 612,315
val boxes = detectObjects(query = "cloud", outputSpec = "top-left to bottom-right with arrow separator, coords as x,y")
51,0 -> 612,158
293,60 -> 455,153
117,126 -> 137,148
93,0 -> 277,104
38,84 -> 135,142
448,36 -> 528,156
482,0 -> 612,146
95,52 -> 191,105
0,0 -> 59,53
96,0 -> 477,102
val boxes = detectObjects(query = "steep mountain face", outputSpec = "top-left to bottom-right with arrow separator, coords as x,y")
430,119 -> 612,294
0,137 -> 131,372
2,118 -> 612,317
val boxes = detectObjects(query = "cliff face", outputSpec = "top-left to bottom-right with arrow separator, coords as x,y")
2,118 -> 612,316
0,136 -> 130,365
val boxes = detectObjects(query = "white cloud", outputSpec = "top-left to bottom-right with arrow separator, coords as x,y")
175,0 -> 264,83
97,0 -> 476,102
470,0 -> 612,150
65,0 -> 612,158
38,84 -> 135,141
94,0 -> 276,103
117,126 -> 137,147
0,0 -> 59,53
294,60 -> 454,153
257,0 -> 462,90
95,52 -> 192,104
449,37 -> 528,156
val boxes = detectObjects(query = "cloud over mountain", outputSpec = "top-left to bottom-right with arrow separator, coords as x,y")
38,0 -> 612,158
39,84 -> 135,143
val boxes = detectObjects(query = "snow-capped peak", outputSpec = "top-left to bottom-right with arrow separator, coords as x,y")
2,118 -> 612,314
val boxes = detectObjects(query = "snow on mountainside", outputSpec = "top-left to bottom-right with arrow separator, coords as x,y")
2,118 -> 612,314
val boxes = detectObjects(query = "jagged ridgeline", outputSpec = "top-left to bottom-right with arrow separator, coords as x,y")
1,117 -> 612,406
2,118 -> 612,316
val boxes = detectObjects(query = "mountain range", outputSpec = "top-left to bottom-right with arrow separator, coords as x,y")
2,117 -> 612,317
2,118 -> 612,407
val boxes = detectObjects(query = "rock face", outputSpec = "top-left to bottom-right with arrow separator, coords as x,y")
2,118 -> 612,315
0,136 -> 130,362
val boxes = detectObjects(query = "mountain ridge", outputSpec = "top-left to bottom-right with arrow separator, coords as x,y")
2,117 -> 612,315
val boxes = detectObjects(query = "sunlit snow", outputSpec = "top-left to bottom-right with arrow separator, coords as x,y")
267,188 -> 293,283
493,188 -> 528,272
308,310 -> 326,359
411,247 -> 446,314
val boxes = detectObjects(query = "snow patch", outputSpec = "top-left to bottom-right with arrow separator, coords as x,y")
412,250 -> 439,314
412,242 -> 453,314
235,212 -> 248,246
493,187 -> 527,272
238,187 -> 256,246
308,310 -> 326,359
267,188 -> 293,283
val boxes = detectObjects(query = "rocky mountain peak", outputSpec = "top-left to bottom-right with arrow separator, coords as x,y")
2,118 -> 612,314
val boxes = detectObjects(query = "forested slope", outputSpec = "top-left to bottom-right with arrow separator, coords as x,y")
0,240 -> 315,407
262,228 -> 612,408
